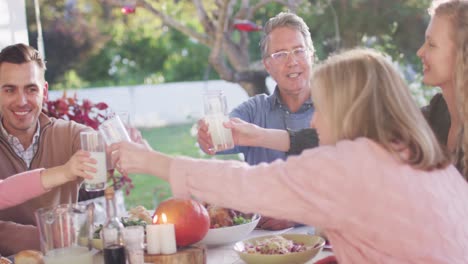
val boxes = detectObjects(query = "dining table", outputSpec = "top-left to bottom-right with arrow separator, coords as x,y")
4,226 -> 332,264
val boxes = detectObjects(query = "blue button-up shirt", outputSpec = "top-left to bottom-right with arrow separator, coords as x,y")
219,87 -> 314,165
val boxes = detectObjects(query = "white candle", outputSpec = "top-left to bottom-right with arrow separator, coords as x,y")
146,215 -> 161,254
159,213 -> 177,255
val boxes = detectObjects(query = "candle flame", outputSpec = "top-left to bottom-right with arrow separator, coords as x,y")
152,214 -> 158,224
162,213 -> 168,224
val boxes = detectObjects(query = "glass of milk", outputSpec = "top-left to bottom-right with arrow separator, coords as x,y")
203,90 -> 234,152
80,131 -> 107,191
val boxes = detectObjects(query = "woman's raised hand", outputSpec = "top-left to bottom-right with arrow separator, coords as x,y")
224,118 -> 263,147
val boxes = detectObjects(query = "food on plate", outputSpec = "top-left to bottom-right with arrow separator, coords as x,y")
14,250 -> 44,264
243,235 -> 313,255
0,257 -> 12,264
154,198 -> 210,246
203,203 -> 253,228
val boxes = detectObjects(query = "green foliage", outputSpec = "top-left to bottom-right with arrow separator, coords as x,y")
26,0 -> 109,84
161,32 -> 217,82
301,0 -> 429,63
71,15 -> 217,87
75,21 -> 168,86
53,70 -> 89,90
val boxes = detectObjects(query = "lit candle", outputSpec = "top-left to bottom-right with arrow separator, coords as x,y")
159,213 -> 177,255
146,215 -> 161,254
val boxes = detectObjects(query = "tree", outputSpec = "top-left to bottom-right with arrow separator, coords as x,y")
26,0 -> 117,85
302,0 -> 431,63
133,0 -> 306,96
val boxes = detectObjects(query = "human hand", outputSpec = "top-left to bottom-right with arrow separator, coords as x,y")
62,150 -> 97,181
197,119 -> 215,155
224,118 -> 262,147
109,141 -> 151,175
127,126 -> 152,150
257,216 -> 296,230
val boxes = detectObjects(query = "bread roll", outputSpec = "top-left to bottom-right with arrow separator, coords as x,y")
14,250 -> 44,264
0,257 -> 12,264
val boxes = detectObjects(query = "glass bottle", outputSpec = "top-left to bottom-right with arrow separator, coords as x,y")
102,186 -> 126,264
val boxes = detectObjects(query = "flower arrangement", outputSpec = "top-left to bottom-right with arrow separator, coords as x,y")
44,92 -> 109,129
43,91 -> 134,197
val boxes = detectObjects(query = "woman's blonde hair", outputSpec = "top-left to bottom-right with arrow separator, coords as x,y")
311,48 -> 450,170
430,0 -> 468,179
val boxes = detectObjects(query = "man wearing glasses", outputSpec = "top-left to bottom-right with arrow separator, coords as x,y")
197,12 -> 316,230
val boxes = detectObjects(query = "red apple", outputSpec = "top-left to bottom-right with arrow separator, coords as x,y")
154,198 -> 210,247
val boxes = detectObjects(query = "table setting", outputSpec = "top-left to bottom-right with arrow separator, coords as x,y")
4,196 -> 333,264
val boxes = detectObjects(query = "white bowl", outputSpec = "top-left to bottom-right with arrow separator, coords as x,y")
199,215 -> 260,246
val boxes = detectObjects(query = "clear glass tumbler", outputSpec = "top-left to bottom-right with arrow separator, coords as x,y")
203,90 -> 234,152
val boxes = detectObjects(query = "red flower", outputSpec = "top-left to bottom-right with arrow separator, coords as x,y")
95,102 -> 109,110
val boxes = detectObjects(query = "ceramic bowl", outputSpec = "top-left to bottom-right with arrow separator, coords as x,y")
233,234 -> 325,264
198,214 -> 260,246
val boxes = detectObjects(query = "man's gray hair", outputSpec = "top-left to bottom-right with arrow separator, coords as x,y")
260,12 -> 315,58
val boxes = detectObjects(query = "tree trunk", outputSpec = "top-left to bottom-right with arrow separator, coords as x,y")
235,70 -> 270,96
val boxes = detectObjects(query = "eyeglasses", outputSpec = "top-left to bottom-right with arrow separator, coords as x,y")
268,47 -> 309,63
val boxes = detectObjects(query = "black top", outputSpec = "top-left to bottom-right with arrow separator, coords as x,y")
421,93 -> 450,146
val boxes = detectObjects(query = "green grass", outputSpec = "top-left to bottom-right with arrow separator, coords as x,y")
124,123 -> 241,210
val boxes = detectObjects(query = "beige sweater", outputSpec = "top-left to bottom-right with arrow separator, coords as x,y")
0,113 -> 91,256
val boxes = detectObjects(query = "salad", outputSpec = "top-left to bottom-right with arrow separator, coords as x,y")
93,205 -> 151,239
93,217 -> 147,239
243,236 -> 312,255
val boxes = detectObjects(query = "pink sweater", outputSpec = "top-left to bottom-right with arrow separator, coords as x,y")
170,138 -> 468,263
0,169 -> 46,210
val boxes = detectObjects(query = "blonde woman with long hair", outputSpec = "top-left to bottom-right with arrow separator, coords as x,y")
111,49 -> 468,263
418,0 -> 468,180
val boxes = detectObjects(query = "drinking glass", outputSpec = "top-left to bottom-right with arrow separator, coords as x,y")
116,111 -> 130,127
122,226 -> 144,264
98,115 -> 131,146
203,90 -> 234,152
80,131 -> 107,192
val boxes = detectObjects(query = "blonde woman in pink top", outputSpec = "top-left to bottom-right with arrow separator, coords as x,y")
110,49 -> 468,263
0,150 -> 96,209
